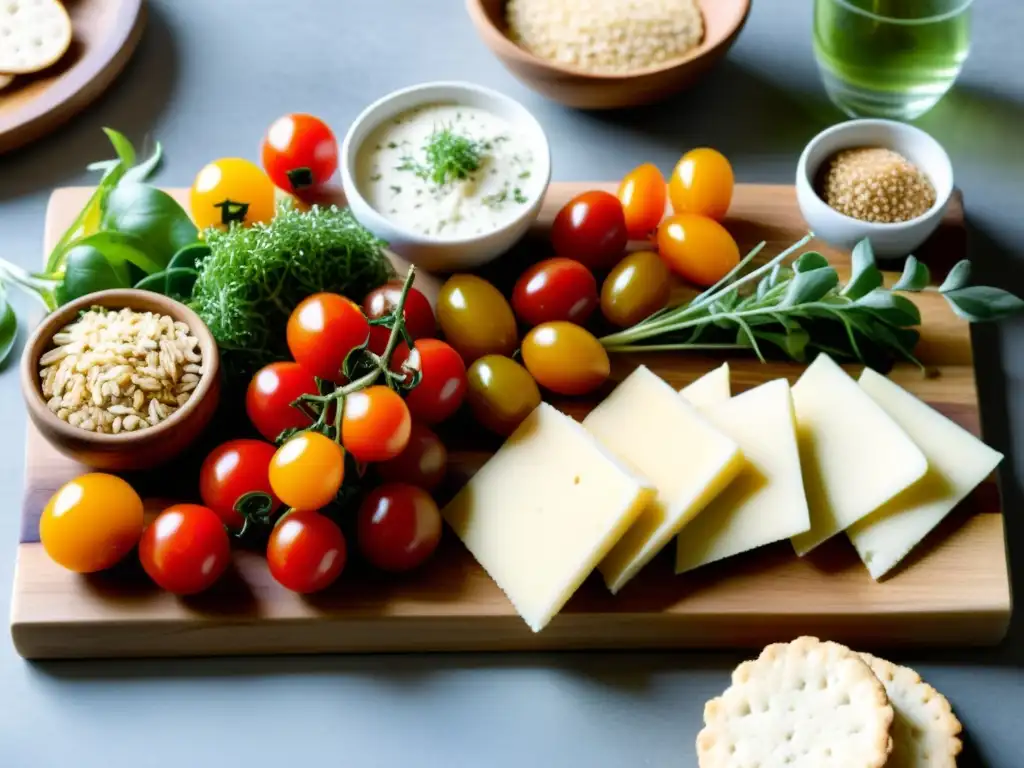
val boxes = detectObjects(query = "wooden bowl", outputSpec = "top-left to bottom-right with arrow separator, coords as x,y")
21,289 -> 221,472
465,0 -> 751,110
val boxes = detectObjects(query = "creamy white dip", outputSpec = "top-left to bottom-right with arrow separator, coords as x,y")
356,103 -> 541,239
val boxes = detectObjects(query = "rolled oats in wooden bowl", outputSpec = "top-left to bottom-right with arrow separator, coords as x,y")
21,289 -> 221,471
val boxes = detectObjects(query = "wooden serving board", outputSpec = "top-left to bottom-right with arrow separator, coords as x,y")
10,183 -> 1010,660
0,0 -> 145,154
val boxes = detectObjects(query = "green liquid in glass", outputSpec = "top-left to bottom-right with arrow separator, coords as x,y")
813,0 -> 971,119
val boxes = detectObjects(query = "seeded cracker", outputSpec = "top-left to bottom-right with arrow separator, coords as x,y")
0,0 -> 72,75
697,637 -> 893,768
859,653 -> 962,768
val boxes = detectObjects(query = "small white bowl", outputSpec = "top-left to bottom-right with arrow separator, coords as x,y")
340,81 -> 552,273
795,119 -> 953,259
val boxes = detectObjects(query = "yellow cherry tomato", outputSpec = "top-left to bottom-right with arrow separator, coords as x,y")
466,355 -> 542,436
39,473 -> 144,573
436,275 -> 518,363
190,158 -> 277,231
657,214 -> 740,288
601,250 -> 672,328
521,322 -> 610,396
269,432 -> 345,510
668,148 -> 734,221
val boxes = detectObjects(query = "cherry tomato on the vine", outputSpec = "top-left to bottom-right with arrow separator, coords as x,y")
267,511 -> 346,593
342,385 -> 412,463
269,432 -> 345,510
199,440 -> 281,530
436,275 -> 517,363
601,250 -> 672,327
363,282 -> 437,354
287,293 -> 370,381
391,339 -> 467,425
246,362 -> 319,442
550,190 -> 628,270
357,484 -> 442,572
617,163 -> 667,240
512,258 -> 598,327
376,422 -> 448,491
190,158 -> 276,231
39,473 -> 144,573
657,214 -> 740,288
521,322 -> 610,396
668,148 -> 734,221
139,504 -> 231,595
261,113 -> 339,193
466,355 -> 541,436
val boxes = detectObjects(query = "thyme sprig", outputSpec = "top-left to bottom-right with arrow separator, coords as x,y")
398,126 -> 483,186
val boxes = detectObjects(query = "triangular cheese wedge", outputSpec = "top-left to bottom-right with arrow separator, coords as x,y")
680,363 -> 731,408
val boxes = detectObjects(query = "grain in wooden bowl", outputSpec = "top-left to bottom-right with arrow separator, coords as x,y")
21,289 -> 221,472
465,0 -> 750,109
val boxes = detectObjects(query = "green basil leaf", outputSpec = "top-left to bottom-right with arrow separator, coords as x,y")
102,183 -> 198,268
123,141 -> 164,184
779,266 -> 839,307
133,271 -> 169,292
892,255 -> 931,292
167,243 -> 211,272
57,244 -> 132,304
102,128 -> 137,168
853,290 -> 922,326
0,283 -> 16,366
943,286 -> 1024,322
163,267 -> 200,302
938,260 -> 972,293
72,231 -> 164,275
795,251 -> 829,273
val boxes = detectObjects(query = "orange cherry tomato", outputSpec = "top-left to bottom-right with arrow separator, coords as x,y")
617,163 -> 667,240
521,322 -> 610,396
657,214 -> 740,288
601,250 -> 672,327
668,148 -> 734,221
342,385 -> 412,463
39,473 -> 144,573
139,504 -> 231,595
466,355 -> 542,436
286,293 -> 370,381
190,158 -> 277,230
269,432 -> 345,510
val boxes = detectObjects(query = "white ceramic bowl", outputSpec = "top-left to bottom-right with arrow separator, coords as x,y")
340,81 -> 552,273
795,119 -> 953,259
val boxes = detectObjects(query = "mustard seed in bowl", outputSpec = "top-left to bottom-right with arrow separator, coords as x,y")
819,147 -> 937,224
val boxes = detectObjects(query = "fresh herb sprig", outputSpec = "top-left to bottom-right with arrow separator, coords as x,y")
400,126 -> 483,187
600,236 -> 1024,371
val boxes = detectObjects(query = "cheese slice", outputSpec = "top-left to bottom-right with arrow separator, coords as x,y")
847,368 -> 1003,579
675,379 -> 810,573
789,354 -> 928,555
582,366 -> 744,593
680,363 -> 731,408
442,402 -> 655,632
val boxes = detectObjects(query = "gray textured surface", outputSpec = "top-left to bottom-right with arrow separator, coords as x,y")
1,1 -> 1022,765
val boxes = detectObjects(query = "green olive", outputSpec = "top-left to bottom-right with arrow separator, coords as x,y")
601,250 -> 672,327
437,275 -> 518,363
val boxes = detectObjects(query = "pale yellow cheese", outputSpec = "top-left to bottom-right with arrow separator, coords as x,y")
848,368 -> 1003,579
676,379 -> 810,573
582,366 -> 744,593
680,363 -> 731,408
789,353 -> 928,555
442,402 -> 655,632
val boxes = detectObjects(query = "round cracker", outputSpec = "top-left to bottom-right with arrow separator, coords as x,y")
860,653 -> 962,767
697,637 -> 893,768
0,0 -> 72,75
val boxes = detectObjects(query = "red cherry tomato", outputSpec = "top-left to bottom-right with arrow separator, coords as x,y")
246,362 -> 319,442
199,440 -> 280,529
261,113 -> 339,193
550,191 -> 628,270
287,293 -> 370,381
357,484 -> 442,572
341,385 -> 412,463
618,163 -> 667,239
376,422 -> 448,491
267,511 -> 347,593
391,339 -> 467,425
512,258 -> 598,327
139,504 -> 231,595
363,282 -> 437,355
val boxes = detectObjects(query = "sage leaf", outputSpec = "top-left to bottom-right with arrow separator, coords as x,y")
943,286 -> 1024,322
779,266 -> 839,307
795,251 -> 828,273
938,260 -> 972,293
854,289 -> 922,326
755,328 -> 810,362
842,239 -> 883,299
755,275 -> 771,301
892,255 -> 930,292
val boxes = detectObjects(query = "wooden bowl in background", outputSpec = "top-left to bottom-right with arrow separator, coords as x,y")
21,289 -> 221,472
465,0 -> 751,110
